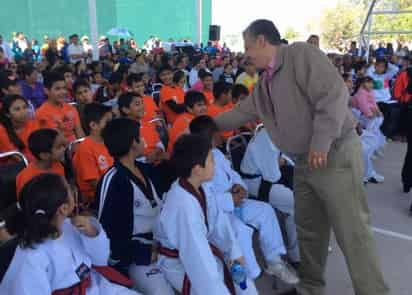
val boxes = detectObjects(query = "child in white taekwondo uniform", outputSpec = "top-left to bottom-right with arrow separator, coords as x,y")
0,174 -> 139,295
154,134 -> 258,295
96,118 -> 174,295
240,127 -> 300,264
189,116 -> 299,284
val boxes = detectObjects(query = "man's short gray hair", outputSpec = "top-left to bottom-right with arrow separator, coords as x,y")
243,19 -> 281,46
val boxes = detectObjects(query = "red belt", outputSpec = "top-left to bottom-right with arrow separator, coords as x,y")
52,265 -> 134,295
159,244 -> 235,295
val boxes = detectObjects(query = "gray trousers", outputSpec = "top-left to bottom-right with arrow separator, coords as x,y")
294,131 -> 390,295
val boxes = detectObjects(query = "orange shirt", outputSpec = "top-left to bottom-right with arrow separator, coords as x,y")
140,121 -> 162,156
207,103 -> 235,139
72,137 -> 113,200
160,85 -> 185,124
0,120 -> 38,162
203,91 -> 215,105
16,161 -> 65,198
36,101 -> 81,142
167,113 -> 195,153
143,96 -> 161,123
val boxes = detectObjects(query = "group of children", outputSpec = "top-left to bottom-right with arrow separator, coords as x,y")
341,57 -> 402,184
0,57 -> 302,294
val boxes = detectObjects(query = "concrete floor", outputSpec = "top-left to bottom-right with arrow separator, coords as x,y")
255,141 -> 412,295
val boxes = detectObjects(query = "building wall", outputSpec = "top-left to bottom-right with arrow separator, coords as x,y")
0,0 -> 211,44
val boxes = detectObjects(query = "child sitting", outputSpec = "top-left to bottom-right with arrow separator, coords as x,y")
72,103 -> 114,204
240,126 -> 299,265
16,128 -> 67,197
73,79 -> 94,131
352,77 -> 385,183
36,71 -> 85,142
167,91 -> 207,152
0,94 -> 39,162
127,73 -> 161,124
366,58 -> 399,103
189,116 -> 299,284
155,134 -> 257,295
118,92 -> 167,164
220,63 -> 235,84
207,82 -> 235,140
97,118 -> 174,295
2,173 -> 138,294
201,71 -> 215,105
232,84 -> 249,105
159,67 -> 186,125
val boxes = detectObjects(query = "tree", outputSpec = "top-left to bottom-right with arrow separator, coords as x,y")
284,27 -> 300,41
320,2 -> 362,51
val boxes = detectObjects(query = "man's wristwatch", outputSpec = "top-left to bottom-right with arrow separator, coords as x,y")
0,220 -> 6,229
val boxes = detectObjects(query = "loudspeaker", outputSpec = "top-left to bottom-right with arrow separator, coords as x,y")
209,25 -> 221,41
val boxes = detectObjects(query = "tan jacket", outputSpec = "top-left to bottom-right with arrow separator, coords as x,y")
216,42 -> 356,155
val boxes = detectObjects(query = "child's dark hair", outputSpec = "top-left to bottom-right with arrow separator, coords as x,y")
157,65 -> 173,77
22,64 -> 36,79
108,72 -> 123,85
173,70 -> 185,84
223,63 -> 232,70
232,84 -> 249,99
342,73 -> 351,82
354,61 -> 367,74
126,73 -> 144,87
43,71 -> 65,89
102,118 -> 140,159
83,103 -> 112,135
56,65 -> 73,75
375,58 -> 388,70
184,91 -> 206,108
13,173 -> 69,248
171,134 -> 212,178
118,92 -> 140,117
199,69 -> 212,80
72,79 -> 90,94
28,128 -> 59,160
354,76 -> 374,94
213,81 -> 232,100
189,115 -> 219,139
0,94 -> 28,150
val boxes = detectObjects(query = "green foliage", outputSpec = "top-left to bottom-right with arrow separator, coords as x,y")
284,27 -> 300,41
320,2 -> 362,50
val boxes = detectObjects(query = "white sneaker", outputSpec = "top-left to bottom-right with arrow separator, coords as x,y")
265,260 -> 299,285
369,174 -> 384,183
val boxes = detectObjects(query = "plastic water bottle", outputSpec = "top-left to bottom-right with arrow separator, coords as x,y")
230,262 -> 247,290
233,206 -> 243,220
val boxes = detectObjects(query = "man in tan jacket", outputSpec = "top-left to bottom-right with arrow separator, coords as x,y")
215,19 -> 389,295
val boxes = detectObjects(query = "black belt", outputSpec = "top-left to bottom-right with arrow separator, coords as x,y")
239,171 -> 261,179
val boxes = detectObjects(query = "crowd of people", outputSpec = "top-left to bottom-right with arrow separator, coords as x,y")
0,27 -> 410,294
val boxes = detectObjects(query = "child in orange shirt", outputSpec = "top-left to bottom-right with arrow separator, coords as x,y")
231,84 -> 257,132
0,94 -> 39,162
36,71 -> 85,142
15,128 -> 67,198
167,91 -> 208,152
159,69 -> 186,124
200,71 -> 215,105
73,79 -> 95,132
127,73 -> 162,123
118,92 -> 167,164
72,103 -> 114,203
207,82 -> 234,140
